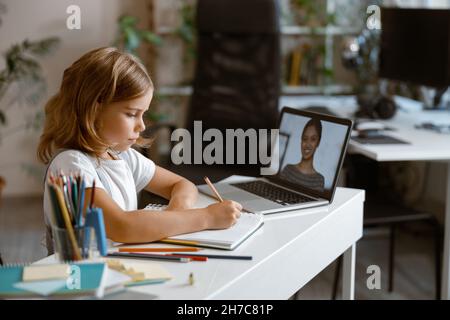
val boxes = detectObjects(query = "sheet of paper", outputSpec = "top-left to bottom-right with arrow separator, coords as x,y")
104,268 -> 132,288
13,280 -> 67,296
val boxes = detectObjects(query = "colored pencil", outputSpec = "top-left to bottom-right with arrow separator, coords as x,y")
107,252 -> 191,263
47,185 -> 64,228
71,175 -> 78,221
171,253 -> 252,260
47,172 -> 90,260
165,254 -> 208,262
77,177 -> 85,226
89,180 -> 96,209
118,247 -> 201,253
159,239 -> 200,246
62,183 -> 75,224
204,176 -> 224,202
53,184 -> 82,260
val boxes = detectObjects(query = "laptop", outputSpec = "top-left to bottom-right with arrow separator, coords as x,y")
198,107 -> 353,214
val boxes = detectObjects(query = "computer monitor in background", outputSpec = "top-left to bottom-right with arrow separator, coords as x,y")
379,7 -> 450,108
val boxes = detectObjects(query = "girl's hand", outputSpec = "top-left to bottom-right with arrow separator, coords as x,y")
204,200 -> 243,229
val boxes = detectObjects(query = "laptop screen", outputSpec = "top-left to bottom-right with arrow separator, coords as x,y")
270,107 -> 353,201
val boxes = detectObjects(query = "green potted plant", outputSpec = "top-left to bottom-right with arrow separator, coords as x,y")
0,3 -> 60,199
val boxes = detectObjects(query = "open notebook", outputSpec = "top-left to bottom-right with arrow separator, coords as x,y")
160,213 -> 264,250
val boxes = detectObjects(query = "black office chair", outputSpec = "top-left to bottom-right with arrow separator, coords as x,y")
144,0 -> 281,186
186,0 -> 280,132
0,253 -> 3,265
331,155 -> 442,299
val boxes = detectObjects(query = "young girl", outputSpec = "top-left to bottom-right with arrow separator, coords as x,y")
280,119 -> 325,192
37,47 -> 242,252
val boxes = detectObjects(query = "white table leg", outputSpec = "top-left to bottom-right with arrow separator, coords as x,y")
342,243 -> 356,300
442,163 -> 450,299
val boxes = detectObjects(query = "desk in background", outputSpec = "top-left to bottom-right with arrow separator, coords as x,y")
37,176 -> 364,300
280,95 -> 450,299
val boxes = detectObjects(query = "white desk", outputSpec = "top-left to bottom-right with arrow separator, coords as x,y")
37,177 -> 364,300
280,95 -> 450,299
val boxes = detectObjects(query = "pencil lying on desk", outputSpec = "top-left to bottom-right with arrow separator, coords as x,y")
165,254 -> 208,262
119,247 -> 201,253
114,251 -> 207,261
171,253 -> 252,260
107,252 -> 191,262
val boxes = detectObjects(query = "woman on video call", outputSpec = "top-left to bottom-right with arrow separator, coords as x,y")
280,119 -> 325,192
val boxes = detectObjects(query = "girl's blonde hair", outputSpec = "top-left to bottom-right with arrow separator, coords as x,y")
37,47 -> 153,164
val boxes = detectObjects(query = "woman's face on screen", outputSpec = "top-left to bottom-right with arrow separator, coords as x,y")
301,125 -> 320,161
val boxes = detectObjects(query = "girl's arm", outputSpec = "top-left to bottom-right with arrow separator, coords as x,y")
84,188 -> 242,243
144,166 -> 198,210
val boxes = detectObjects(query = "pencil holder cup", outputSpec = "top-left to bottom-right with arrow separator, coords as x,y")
52,225 -> 98,262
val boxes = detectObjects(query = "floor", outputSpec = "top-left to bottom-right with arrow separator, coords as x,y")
0,196 -> 47,264
0,196 -> 440,300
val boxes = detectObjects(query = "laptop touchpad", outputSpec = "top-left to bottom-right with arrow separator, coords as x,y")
245,199 -> 284,211
222,191 -> 257,202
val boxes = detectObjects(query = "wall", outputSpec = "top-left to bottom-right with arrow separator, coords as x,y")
0,0 -> 151,197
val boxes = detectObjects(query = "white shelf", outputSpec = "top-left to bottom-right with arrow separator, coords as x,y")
158,25 -> 360,36
157,86 -> 193,96
281,25 -> 361,36
155,26 -> 176,35
282,85 -> 353,95
156,85 -> 353,97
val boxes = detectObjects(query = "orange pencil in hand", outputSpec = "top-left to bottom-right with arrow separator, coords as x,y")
204,176 -> 224,202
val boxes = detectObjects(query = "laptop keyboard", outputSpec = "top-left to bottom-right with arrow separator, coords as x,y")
230,180 -> 313,206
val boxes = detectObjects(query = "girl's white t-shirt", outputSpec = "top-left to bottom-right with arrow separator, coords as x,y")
43,148 -> 156,226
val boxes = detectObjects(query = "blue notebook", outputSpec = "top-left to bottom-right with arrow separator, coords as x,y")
0,262 -> 107,299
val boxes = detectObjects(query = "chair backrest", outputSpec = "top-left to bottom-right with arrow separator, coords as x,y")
186,0 -> 281,132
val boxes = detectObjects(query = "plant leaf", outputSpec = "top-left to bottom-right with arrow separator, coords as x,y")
178,25 -> 194,43
28,37 -> 60,56
145,111 -> 167,123
140,31 -> 162,46
124,27 -> 140,52
119,15 -> 138,28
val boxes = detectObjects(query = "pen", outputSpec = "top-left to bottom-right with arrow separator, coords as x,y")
107,252 -> 191,263
204,176 -> 224,202
171,253 -> 252,260
165,254 -> 208,262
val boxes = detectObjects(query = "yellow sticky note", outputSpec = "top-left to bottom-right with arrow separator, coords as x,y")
22,264 -> 70,282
